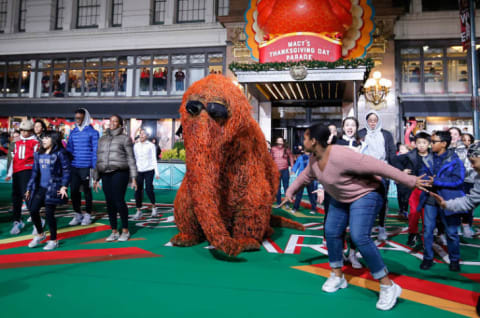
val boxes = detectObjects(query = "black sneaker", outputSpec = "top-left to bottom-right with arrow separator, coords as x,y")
449,260 -> 460,272
407,233 -> 416,247
420,259 -> 434,270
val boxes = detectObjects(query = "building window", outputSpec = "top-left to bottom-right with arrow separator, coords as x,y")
217,0 -> 229,16
152,0 -> 166,24
422,0 -> 458,11
112,0 -> 123,27
177,0 -> 205,23
0,0 -> 7,33
55,0 -> 64,30
77,0 -> 100,28
18,0 -> 27,32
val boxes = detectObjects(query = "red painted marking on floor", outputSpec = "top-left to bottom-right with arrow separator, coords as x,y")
299,201 -> 325,215
0,225 -> 111,251
460,273 -> 480,283
294,236 -> 304,254
313,263 -> 480,307
266,238 -> 284,253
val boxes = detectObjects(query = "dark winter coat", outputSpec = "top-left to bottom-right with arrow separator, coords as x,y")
26,147 -> 71,206
418,149 -> 467,215
66,125 -> 99,168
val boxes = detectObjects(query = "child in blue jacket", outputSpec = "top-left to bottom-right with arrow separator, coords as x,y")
418,131 -> 466,272
291,151 -> 317,214
25,131 -> 71,251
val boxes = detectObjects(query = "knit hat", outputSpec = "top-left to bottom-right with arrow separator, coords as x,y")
467,142 -> 480,158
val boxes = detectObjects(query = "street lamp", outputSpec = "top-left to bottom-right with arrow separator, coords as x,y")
363,71 -> 392,108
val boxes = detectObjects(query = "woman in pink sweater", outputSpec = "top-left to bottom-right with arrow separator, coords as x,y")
285,123 -> 430,311
271,137 -> 294,206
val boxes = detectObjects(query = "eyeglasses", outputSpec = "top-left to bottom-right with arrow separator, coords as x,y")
431,139 -> 443,144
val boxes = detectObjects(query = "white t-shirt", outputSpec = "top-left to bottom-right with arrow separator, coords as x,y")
133,141 -> 159,175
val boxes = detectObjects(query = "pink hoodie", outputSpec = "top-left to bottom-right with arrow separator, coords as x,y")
286,145 -> 417,203
270,145 -> 294,171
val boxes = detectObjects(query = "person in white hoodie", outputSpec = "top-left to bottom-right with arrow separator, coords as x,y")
133,128 -> 159,219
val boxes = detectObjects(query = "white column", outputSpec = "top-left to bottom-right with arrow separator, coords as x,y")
97,0 -> 108,28
4,0 -> 15,33
164,0 -> 175,24
126,57 -> 134,96
204,0 -> 215,23
259,101 -> 272,142
122,0 -> 150,27
411,0 -> 422,14
63,0 -> 74,30
25,0 -> 52,32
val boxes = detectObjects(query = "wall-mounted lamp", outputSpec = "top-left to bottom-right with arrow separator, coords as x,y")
363,71 -> 392,108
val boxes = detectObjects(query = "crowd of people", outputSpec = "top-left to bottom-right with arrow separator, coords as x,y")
272,111 -> 480,311
5,108 -> 161,248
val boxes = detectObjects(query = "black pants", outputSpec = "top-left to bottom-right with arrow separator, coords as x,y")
101,170 -> 129,231
12,170 -> 32,222
378,179 -> 390,227
70,167 -> 92,214
135,170 -> 155,208
30,187 -> 57,240
396,184 -> 411,213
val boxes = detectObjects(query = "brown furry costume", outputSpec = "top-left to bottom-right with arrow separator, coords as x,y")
171,74 -> 303,256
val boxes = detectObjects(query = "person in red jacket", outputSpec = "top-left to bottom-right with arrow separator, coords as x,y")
5,120 -> 39,235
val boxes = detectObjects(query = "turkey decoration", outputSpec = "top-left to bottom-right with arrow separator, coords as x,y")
245,0 -> 375,63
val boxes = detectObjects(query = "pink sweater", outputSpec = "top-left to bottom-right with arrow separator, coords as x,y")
286,145 -> 417,203
271,146 -> 294,171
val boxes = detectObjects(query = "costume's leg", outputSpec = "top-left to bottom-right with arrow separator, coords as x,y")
171,177 -> 205,246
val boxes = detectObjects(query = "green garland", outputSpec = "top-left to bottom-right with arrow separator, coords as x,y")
229,58 -> 374,80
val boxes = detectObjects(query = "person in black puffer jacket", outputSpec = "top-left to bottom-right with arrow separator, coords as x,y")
93,115 -> 137,242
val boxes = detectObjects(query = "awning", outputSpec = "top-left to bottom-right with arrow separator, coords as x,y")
0,99 -> 182,119
402,100 -> 473,117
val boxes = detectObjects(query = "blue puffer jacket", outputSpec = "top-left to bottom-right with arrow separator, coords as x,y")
27,147 -> 71,206
66,125 -> 99,168
418,149 -> 467,215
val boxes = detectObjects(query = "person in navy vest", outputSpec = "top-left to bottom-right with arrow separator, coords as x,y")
66,108 -> 99,226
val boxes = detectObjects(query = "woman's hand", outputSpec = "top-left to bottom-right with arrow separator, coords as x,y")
131,178 -> 138,191
415,174 -> 433,192
58,186 -> 68,199
24,190 -> 30,201
313,188 -> 325,204
93,181 -> 101,192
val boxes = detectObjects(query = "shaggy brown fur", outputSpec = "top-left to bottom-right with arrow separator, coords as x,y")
171,74 -> 303,256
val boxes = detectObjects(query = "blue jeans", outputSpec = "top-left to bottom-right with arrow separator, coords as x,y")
325,191 -> 388,280
276,169 -> 290,204
423,204 -> 461,262
293,181 -> 317,211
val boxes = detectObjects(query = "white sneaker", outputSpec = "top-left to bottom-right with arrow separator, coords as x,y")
28,234 -> 46,248
68,213 -> 83,226
151,207 -> 159,217
309,210 -> 316,215
32,218 -> 46,235
43,240 -> 59,251
10,221 -> 25,235
463,224 -> 474,238
81,213 -> 92,226
348,250 -> 363,269
378,227 -> 388,241
133,210 -> 143,220
105,232 -> 120,242
322,272 -> 348,293
118,232 -> 130,242
438,234 -> 447,246
376,282 -> 402,311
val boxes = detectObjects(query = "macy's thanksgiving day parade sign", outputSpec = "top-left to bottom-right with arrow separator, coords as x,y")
245,0 -> 375,63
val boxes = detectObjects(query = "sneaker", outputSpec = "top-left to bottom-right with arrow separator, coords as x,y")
81,213 -> 92,226
10,221 -> 25,235
21,203 -> 28,211
273,203 -> 282,209
27,216 -> 32,222
133,210 -> 143,220
43,240 -> 59,251
32,218 -> 46,235
348,250 -> 363,269
309,210 -> 316,215
151,207 -> 159,217
449,260 -> 461,272
463,224 -> 474,238
118,232 -> 130,242
290,209 -> 297,215
378,227 -> 388,241
68,213 -> 83,226
406,233 -> 417,247
420,259 -> 434,270
322,272 -> 348,293
105,232 -> 120,242
438,234 -> 447,246
28,234 -> 46,248
376,282 -> 402,311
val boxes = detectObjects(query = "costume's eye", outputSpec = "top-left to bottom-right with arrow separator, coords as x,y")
206,102 -> 228,119
186,100 -> 205,116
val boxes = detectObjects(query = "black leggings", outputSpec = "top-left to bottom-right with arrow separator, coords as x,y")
70,167 -> 93,214
12,170 -> 32,222
135,170 -> 156,208
101,170 -> 130,231
30,187 -> 57,240
378,179 -> 390,227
